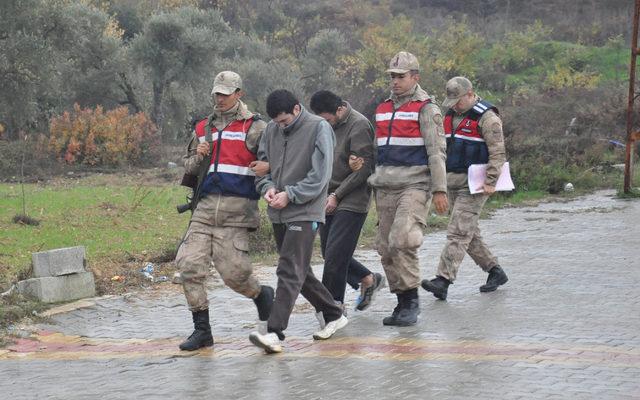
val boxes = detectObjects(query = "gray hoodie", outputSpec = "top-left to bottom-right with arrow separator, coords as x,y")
256,107 -> 335,224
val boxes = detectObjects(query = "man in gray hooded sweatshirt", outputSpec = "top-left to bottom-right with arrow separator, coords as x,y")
249,89 -> 348,354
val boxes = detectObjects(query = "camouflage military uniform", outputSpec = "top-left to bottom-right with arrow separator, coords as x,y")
176,99 -> 267,311
437,96 -> 506,282
368,84 -> 448,293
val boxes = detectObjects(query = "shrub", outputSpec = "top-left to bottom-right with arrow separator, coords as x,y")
490,21 -> 552,73
0,134 -> 59,181
429,17 -> 484,79
545,64 -> 601,90
49,104 -> 160,167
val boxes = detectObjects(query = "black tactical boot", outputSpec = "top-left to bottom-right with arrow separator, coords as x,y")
479,266 -> 508,292
382,294 -> 403,326
383,289 -> 420,326
179,309 -> 214,351
394,290 -> 420,326
421,276 -> 451,300
253,285 -> 274,321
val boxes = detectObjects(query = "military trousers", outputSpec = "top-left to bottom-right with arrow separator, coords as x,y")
437,182 -> 499,282
175,221 -> 261,312
375,188 -> 431,293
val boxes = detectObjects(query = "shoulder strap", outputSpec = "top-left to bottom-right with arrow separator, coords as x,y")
194,117 -> 216,200
445,109 -> 457,142
468,100 -> 498,120
204,114 -> 215,143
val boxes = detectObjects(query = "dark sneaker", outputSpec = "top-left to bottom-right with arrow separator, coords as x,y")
421,276 -> 450,300
383,298 -> 420,326
479,266 -> 508,292
253,285 -> 274,321
355,273 -> 386,311
179,329 -> 213,351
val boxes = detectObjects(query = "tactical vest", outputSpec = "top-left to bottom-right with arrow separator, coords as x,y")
195,117 -> 260,200
374,99 -> 430,167
444,100 -> 497,173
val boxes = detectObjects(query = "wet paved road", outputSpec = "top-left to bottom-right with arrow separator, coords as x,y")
1,191 -> 639,399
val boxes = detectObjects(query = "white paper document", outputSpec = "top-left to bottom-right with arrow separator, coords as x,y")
468,162 -> 515,194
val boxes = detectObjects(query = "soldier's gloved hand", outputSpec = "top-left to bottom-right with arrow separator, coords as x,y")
432,192 -> 449,214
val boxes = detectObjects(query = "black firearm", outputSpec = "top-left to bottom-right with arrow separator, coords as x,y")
176,173 -> 198,213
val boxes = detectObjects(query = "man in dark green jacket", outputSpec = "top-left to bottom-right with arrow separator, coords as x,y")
309,90 -> 385,315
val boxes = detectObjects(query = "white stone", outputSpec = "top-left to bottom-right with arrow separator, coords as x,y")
16,272 -> 95,303
32,246 -> 86,278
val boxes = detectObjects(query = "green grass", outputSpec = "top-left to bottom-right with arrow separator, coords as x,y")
498,40 -> 627,89
0,181 -> 192,290
584,41 -> 628,83
486,189 -> 548,210
617,187 -> 640,198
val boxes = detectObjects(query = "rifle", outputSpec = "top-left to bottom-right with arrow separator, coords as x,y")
177,117 -> 214,214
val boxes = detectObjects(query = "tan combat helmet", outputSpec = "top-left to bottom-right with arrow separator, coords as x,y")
386,51 -> 420,74
211,71 -> 243,95
443,76 -> 473,109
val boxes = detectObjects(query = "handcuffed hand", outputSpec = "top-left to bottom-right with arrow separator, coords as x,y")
264,187 -> 277,203
325,193 -> 338,214
270,191 -> 290,209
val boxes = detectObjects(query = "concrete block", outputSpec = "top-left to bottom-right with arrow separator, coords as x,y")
16,272 -> 95,303
32,246 -> 86,278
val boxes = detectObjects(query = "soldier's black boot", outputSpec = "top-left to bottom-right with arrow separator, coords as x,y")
383,289 -> 420,326
479,266 -> 508,293
253,285 -> 274,321
394,289 -> 420,326
179,309 -> 214,351
382,294 -> 403,326
421,276 -> 451,300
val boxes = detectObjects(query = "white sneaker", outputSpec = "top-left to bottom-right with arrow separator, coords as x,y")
315,311 -> 326,329
249,331 -> 283,354
256,320 -> 268,335
312,315 -> 348,340
316,301 -> 346,330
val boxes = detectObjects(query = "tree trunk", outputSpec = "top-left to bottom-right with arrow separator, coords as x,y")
118,72 -> 142,114
151,82 -> 165,140
6,115 -> 18,141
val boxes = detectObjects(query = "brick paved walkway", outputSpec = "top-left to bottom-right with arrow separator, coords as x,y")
1,190 -> 639,399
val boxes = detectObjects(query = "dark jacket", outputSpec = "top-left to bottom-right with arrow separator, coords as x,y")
329,102 -> 374,214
